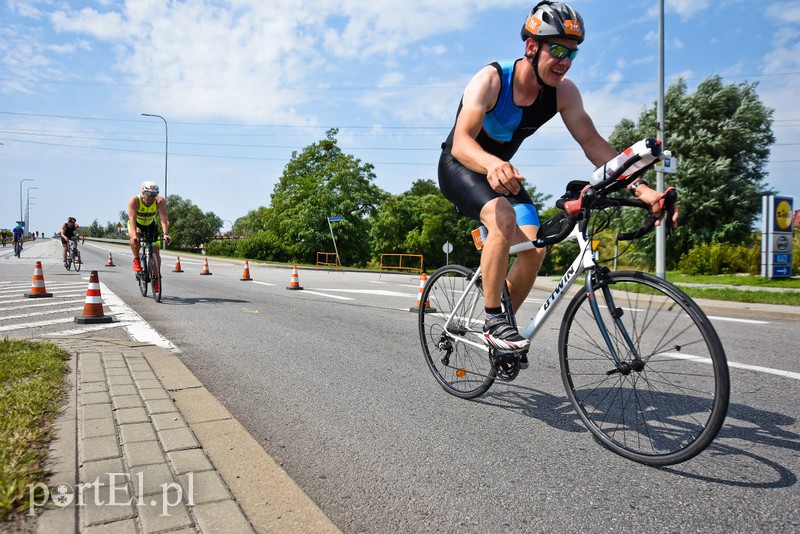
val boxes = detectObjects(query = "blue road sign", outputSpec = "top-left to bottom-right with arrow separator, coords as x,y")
773,265 -> 792,277
327,216 -> 343,222
774,253 -> 792,264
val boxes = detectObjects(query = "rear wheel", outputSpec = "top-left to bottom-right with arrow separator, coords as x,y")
419,265 -> 495,399
559,270 -> 729,466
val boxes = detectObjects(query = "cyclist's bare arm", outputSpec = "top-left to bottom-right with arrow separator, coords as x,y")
127,196 -> 142,246
155,196 -> 171,244
559,81 -> 678,228
451,66 -> 525,196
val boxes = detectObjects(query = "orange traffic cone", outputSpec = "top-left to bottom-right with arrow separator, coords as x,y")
409,273 -> 436,313
199,257 -> 212,275
106,252 -> 115,266
173,256 -> 184,273
286,264 -> 303,290
24,261 -> 53,298
74,271 -> 115,324
241,261 -> 252,281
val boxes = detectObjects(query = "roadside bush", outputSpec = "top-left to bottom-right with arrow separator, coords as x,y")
235,231 -> 290,262
678,242 -> 759,275
204,239 -> 238,258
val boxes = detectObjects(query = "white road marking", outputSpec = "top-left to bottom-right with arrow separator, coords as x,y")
252,281 -> 275,287
100,283 -> 178,352
707,315 -> 769,325
663,352 -> 800,381
313,288 -> 415,298
0,317 -> 77,332
4,306 -> 84,320
300,290 -> 354,301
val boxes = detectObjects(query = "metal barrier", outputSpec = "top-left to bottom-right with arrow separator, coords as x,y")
379,254 -> 424,276
316,251 -> 340,270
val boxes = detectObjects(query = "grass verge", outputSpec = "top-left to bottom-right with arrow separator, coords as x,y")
0,339 -> 70,522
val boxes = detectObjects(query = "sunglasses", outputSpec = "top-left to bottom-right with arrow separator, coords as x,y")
143,191 -> 158,198
541,41 -> 579,61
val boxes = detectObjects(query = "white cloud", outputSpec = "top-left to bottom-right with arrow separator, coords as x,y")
667,0 -> 711,20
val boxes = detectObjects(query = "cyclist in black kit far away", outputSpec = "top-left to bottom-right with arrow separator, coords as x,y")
438,1 -> 678,364
60,217 -> 83,268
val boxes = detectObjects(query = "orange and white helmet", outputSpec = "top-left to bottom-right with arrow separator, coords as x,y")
521,1 -> 585,44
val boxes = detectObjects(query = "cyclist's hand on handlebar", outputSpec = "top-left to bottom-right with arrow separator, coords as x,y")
163,234 -> 172,245
637,185 -> 679,229
486,160 -> 524,196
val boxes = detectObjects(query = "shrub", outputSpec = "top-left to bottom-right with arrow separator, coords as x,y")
678,241 -> 759,275
204,239 -> 238,258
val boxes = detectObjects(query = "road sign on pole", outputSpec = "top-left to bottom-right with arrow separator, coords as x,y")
327,216 -> 343,266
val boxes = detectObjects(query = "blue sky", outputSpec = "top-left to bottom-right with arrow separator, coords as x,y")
2,0 -> 799,237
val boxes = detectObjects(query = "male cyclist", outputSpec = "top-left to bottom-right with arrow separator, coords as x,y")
60,217 -> 83,268
12,223 -> 24,257
128,181 -> 171,282
438,1 -> 677,363
0,228 -> 7,247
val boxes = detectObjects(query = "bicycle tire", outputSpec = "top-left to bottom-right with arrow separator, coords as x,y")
419,265 -> 496,399
138,250 -> 148,297
558,270 -> 729,466
151,254 -> 162,302
73,249 -> 81,272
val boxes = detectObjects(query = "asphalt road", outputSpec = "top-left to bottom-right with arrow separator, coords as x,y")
2,238 -> 799,533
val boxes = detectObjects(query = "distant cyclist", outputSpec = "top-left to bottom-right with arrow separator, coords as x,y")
0,228 -> 7,247
60,217 -> 83,268
128,181 -> 171,273
12,223 -> 24,257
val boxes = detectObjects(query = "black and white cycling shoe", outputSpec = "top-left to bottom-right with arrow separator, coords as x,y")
483,316 -> 530,352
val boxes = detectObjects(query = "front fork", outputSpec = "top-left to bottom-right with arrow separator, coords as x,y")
585,267 -> 643,375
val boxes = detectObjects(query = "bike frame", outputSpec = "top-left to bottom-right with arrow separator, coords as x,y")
441,223 -> 638,370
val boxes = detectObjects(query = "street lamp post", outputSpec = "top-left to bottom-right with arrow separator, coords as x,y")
19,179 -> 34,226
26,187 -> 39,232
141,113 -> 168,201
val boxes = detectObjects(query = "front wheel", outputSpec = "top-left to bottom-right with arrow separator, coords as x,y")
138,252 -> 148,297
151,255 -> 162,302
73,249 -> 81,272
559,270 -> 729,466
419,265 -> 495,399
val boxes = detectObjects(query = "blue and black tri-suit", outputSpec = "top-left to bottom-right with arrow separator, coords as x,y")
438,58 -> 558,224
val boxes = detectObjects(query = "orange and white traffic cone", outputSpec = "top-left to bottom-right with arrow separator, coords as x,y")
409,273 -> 436,313
241,261 -> 253,281
24,261 -> 53,298
173,256 -> 184,273
286,264 -> 303,290
106,252 -> 115,266
199,257 -> 212,275
74,271 -> 114,324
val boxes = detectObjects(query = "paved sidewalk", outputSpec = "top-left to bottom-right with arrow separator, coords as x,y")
35,337 -> 340,534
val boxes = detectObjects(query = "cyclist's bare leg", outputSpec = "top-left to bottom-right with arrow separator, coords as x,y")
506,224 -> 545,313
62,242 -> 68,262
479,197 -> 518,309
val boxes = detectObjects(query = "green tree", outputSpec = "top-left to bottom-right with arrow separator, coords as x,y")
266,128 -> 386,266
167,195 -> 222,250
233,206 -> 272,235
608,75 -> 774,268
